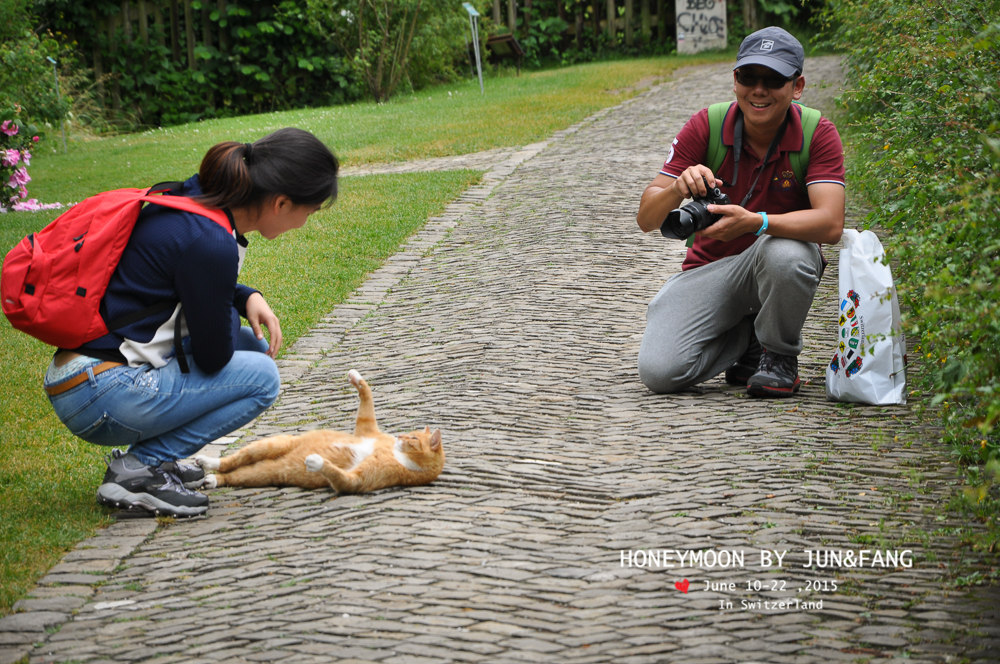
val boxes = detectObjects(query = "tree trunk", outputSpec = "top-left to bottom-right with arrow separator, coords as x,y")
121,1 -> 132,40
640,0 -> 650,40
606,0 -> 615,39
624,0 -> 633,46
743,0 -> 758,33
138,0 -> 149,44
201,1 -> 212,49
184,0 -> 196,70
152,4 -> 165,48
217,0 -> 229,52
656,0 -> 666,42
575,1 -> 584,47
169,0 -> 181,64
492,0 -> 501,24
507,0 -> 516,32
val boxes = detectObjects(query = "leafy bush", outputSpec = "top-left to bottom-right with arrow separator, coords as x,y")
0,0 -> 66,129
34,0 -> 362,129
308,0 -> 473,102
823,0 -> 1000,544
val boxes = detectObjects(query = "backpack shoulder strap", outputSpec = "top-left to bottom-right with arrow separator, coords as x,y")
706,102 -> 733,174
790,103 -> 821,188
139,188 -> 231,233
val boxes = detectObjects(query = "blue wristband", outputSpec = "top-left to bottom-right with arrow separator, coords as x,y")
755,211 -> 769,237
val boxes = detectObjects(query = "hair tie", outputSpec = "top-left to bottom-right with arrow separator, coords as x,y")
243,143 -> 254,164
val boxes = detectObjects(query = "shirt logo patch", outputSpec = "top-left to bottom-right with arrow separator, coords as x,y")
664,138 -> 678,165
773,170 -> 796,191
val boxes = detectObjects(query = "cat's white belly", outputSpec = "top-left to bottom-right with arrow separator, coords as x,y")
346,437 -> 376,471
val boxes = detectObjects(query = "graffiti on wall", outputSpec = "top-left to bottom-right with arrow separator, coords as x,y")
676,0 -> 727,54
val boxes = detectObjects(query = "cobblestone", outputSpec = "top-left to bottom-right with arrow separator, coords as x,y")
2,56 -> 999,664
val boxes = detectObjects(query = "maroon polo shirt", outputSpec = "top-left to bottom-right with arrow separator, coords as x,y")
659,102 -> 845,270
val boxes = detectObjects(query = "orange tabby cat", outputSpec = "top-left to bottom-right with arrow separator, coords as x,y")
194,370 -> 444,493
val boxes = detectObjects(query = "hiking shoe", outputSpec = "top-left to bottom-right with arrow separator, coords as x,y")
747,349 -> 801,398
158,459 -> 206,489
97,450 -> 208,517
725,333 -> 763,386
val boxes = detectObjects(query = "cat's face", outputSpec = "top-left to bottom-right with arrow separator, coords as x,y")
397,427 -> 445,472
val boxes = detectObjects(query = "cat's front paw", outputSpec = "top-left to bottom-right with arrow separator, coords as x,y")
348,369 -> 363,386
202,475 -> 219,489
304,454 -> 324,472
194,455 -> 220,471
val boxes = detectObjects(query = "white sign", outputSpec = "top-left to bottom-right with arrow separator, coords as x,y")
676,0 -> 727,55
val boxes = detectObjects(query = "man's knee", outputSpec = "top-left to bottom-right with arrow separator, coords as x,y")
757,236 -> 822,273
638,351 -> 699,394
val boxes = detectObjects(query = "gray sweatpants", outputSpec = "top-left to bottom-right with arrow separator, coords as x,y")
638,236 -> 823,393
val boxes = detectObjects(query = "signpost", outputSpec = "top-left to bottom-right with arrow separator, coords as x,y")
463,3 -> 484,94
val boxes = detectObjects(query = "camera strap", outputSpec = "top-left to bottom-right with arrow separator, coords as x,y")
725,110 -> 788,208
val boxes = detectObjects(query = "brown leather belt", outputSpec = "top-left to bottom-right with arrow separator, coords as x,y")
45,361 -> 123,397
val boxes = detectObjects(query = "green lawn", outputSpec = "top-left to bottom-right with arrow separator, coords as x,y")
1,53 -> 730,614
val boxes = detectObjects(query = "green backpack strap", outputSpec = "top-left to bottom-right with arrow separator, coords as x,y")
706,102 -> 732,175
790,102 -> 821,187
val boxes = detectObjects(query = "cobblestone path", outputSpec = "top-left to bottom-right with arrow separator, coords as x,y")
3,57 -> 998,664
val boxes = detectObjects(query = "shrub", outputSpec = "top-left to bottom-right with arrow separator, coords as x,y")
823,0 -> 1000,545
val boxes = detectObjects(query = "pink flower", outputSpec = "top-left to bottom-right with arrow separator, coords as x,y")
2,149 -> 20,167
7,167 -> 30,188
21,150 -> 30,166
0,120 -> 18,136
32,136 -> 39,142
11,199 -> 64,212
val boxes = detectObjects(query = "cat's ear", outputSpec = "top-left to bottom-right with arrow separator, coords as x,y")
429,429 -> 442,450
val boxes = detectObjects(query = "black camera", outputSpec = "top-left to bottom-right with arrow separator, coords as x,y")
660,180 -> 730,240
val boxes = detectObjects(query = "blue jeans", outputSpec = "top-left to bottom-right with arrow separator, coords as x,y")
46,327 -> 280,466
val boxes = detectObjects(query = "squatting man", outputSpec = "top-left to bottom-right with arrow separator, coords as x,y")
635,27 -> 846,397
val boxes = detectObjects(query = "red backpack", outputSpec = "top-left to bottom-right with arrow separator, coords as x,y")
1,185 -> 230,349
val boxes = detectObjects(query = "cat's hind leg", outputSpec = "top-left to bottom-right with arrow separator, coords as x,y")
349,370 -> 380,437
196,434 -> 299,474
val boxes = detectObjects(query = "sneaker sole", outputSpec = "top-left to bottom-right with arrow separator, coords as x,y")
747,380 -> 801,398
97,483 -> 207,518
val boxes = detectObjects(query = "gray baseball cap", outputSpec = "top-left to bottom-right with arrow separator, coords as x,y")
734,27 -> 804,78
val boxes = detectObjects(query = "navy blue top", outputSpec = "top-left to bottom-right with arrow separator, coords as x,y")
74,175 -> 258,373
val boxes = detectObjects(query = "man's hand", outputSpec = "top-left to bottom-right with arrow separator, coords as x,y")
701,204 -> 761,242
673,166 -> 722,199
245,292 -> 283,358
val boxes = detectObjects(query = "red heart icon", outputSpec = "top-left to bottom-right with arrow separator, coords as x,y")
675,579 -> 690,593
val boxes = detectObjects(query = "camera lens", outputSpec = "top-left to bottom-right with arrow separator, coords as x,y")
661,208 -> 696,239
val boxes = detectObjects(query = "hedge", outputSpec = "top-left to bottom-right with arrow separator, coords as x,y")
824,0 -> 1000,546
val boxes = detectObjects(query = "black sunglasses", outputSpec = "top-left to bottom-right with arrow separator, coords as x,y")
734,69 -> 795,89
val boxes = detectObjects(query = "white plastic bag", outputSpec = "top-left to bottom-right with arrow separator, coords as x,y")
825,229 -> 907,405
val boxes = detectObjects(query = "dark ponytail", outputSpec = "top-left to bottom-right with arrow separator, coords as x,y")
197,127 -> 339,210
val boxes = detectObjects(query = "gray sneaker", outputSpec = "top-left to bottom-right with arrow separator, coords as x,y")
747,349 -> 801,398
97,450 -> 208,517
